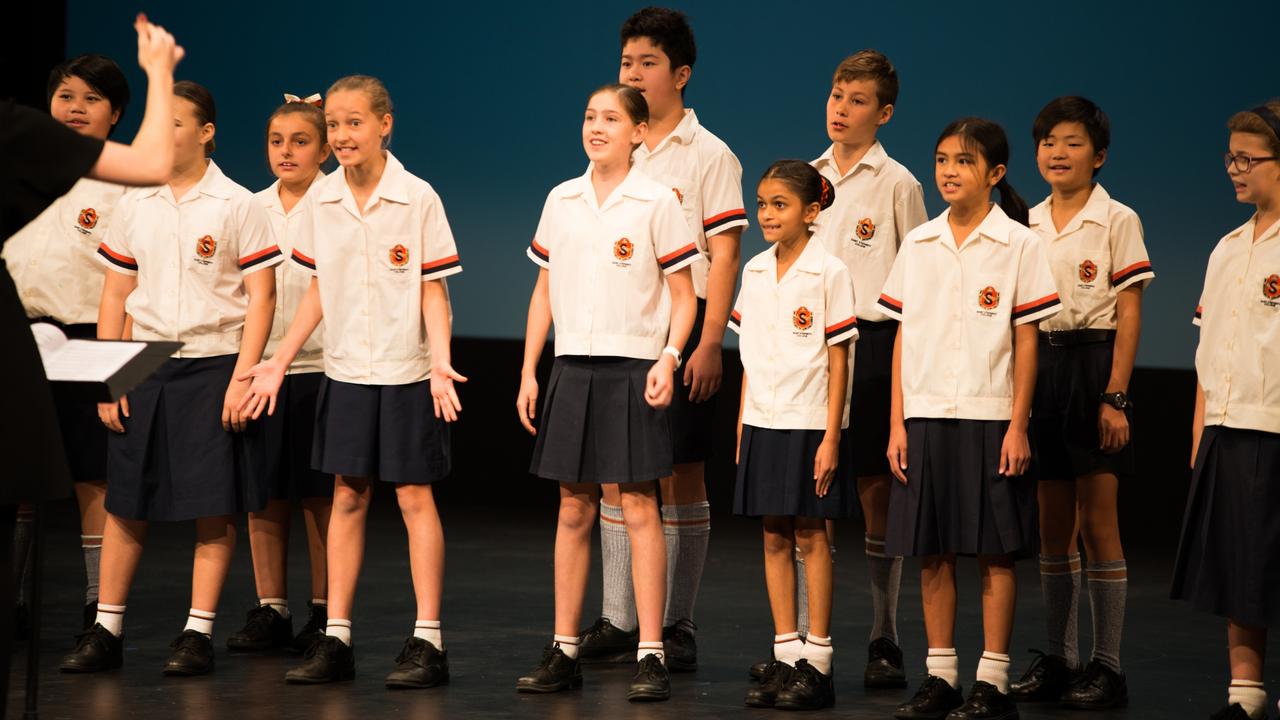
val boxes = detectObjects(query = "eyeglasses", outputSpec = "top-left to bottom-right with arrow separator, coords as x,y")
1224,152 -> 1278,173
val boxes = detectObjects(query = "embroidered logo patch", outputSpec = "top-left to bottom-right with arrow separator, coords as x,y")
1264,274 -> 1280,301
78,208 -> 98,230
793,306 -> 814,331
389,244 -> 410,267
856,217 -> 875,241
613,238 -> 634,261
196,235 -> 216,259
978,286 -> 1000,310
1079,259 -> 1098,283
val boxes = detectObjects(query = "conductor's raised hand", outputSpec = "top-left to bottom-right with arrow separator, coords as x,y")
134,13 -> 184,75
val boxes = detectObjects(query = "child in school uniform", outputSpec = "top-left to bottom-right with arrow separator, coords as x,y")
733,160 -> 857,711
59,81 -> 281,677
514,83 -> 697,703
239,75 -> 464,689
1009,96 -> 1153,710
880,118 -> 1061,720
225,95 -> 334,656
803,49 -> 928,689
578,6 -> 748,670
1171,99 -> 1280,720
3,54 -> 130,632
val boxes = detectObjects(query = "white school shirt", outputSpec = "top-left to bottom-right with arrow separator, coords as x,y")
1028,184 -> 1155,332
527,166 -> 699,360
1193,215 -> 1280,435
811,142 -> 927,322
728,239 -> 858,430
289,152 -> 461,386
877,204 -> 1062,420
4,178 -> 125,323
255,178 -> 325,375
631,109 -> 748,299
95,161 -> 282,357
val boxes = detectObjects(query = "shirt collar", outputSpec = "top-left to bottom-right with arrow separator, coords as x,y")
317,152 -> 410,207
1029,183 -> 1113,233
1226,214 -> 1280,245
261,172 -> 326,216
635,108 -> 700,159
915,203 -> 1015,246
812,141 -> 887,181
745,237 -> 827,275
560,164 -> 662,204
137,159 -> 234,202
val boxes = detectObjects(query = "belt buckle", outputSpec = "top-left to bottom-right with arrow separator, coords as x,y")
1048,331 -> 1068,347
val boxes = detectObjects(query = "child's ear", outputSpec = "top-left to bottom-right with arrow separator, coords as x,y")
1093,148 -> 1107,171
804,201 -> 822,224
632,121 -> 648,147
674,64 -> 691,92
877,102 -> 894,126
988,163 -> 1007,188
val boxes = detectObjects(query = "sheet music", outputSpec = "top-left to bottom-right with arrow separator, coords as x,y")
30,323 -> 147,383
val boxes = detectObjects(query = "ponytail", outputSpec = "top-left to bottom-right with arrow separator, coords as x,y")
995,176 -> 1029,226
937,117 -> 1029,224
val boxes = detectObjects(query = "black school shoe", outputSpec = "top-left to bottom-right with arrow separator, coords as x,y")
162,630 -> 215,676
946,681 -> 1019,719
1008,650 -> 1072,702
1209,704 -> 1253,720
577,617 -> 638,664
774,659 -> 835,710
516,645 -> 582,693
745,660 -> 795,707
895,676 -> 965,719
82,602 -> 97,631
663,621 -> 697,672
866,637 -> 909,688
226,605 -> 294,653
292,601 -> 327,653
627,653 -> 671,702
1060,660 -> 1127,710
60,624 -> 123,673
285,636 -> 355,684
385,637 -> 449,689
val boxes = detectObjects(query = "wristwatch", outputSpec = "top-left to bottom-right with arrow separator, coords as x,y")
1099,391 -> 1132,410
662,345 -> 683,369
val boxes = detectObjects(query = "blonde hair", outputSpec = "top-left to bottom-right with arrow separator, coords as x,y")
327,74 -> 394,148
1227,99 -> 1280,157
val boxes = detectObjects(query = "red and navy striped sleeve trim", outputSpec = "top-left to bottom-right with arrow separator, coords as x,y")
703,209 -> 748,234
96,243 -> 137,271
291,249 -> 316,271
728,309 -> 742,333
1194,305 -> 1203,322
422,254 -> 461,277
876,293 -> 903,314
658,242 -> 699,270
825,316 -> 858,341
529,239 -> 550,263
239,245 -> 282,271
1111,260 -> 1154,287
1012,293 -> 1061,321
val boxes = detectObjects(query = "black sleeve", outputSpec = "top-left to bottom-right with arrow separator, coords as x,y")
0,99 -> 106,242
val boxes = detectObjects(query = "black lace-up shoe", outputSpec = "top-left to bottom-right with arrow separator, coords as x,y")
59,624 -> 123,673
1209,704 -> 1253,720
774,658 -> 835,710
285,635 -> 355,684
749,646 -> 775,681
1060,660 -> 1127,710
1008,650 -> 1072,702
946,680 -> 1019,719
626,653 -> 670,702
895,675 -> 965,719
516,645 -> 582,693
385,637 -> 449,688
663,621 -> 697,672
291,601 -> 327,654
162,630 -> 214,676
226,605 -> 293,653
745,660 -> 794,707
866,636 -> 908,688
577,617 -> 638,664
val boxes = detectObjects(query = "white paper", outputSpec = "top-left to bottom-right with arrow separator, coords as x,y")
30,323 -> 146,383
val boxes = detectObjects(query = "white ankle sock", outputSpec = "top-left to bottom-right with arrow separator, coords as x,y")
414,620 -> 442,649
976,651 -> 1011,693
326,619 -> 352,645
553,634 -> 579,659
184,608 -> 215,637
1229,679 -> 1266,719
801,635 -> 833,675
637,641 -> 665,664
774,632 -> 804,667
260,597 -> 289,619
926,648 -> 960,689
311,598 -> 327,606
94,603 -> 125,637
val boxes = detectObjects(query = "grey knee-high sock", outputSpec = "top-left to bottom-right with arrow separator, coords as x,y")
866,535 -> 902,643
795,548 -> 809,637
13,509 -> 34,605
599,502 -> 637,632
1040,553 -> 1081,668
82,535 -> 103,606
662,502 -> 710,628
1086,559 -> 1127,674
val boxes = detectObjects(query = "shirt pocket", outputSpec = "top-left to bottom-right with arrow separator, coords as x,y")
377,233 -> 424,357
657,172 -> 698,239
1073,236 -> 1111,297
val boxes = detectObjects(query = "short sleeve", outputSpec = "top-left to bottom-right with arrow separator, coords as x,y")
728,286 -> 744,335
1108,209 -> 1155,291
699,147 -> 748,238
527,191 -> 555,269
95,193 -> 138,276
235,195 -> 284,275
876,248 -> 906,321
1193,275 -> 1207,327
288,195 -> 318,277
0,101 -> 104,241
652,193 -> 699,275
893,179 -> 928,248
824,261 -> 858,345
1012,235 -> 1063,325
420,189 -> 461,281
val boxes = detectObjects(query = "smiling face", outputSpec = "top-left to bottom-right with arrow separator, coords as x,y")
619,36 -> 687,117
936,134 -> 1003,209
582,89 -> 646,166
324,89 -> 392,168
757,178 -> 820,245
826,78 -> 890,146
1227,131 -> 1280,206
1036,121 -> 1104,193
268,112 -> 329,185
172,96 -> 214,169
49,75 -> 119,140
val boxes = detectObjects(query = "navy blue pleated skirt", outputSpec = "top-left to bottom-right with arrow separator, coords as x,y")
261,371 -> 333,500
529,356 -> 672,484
733,425 -> 857,519
885,418 -> 1037,558
1171,425 -> 1280,627
312,377 -> 450,485
106,354 -> 269,522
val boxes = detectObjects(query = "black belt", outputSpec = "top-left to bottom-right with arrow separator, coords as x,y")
1040,329 -> 1116,347
858,319 -> 899,332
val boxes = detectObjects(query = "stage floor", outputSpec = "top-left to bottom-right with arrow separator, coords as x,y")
8,497 -> 1276,719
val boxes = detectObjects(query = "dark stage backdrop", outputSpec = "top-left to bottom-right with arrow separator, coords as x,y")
65,0 -> 1280,368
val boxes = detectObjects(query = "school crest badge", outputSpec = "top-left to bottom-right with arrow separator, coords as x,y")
613,238 -> 634,261
389,244 -> 410,267
196,235 -> 217,259
1264,274 -> 1280,301
856,217 -> 875,242
78,208 -> 98,230
978,286 -> 1000,310
1079,259 -> 1098,283
793,306 -> 814,331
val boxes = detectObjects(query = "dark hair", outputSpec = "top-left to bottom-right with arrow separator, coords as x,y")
759,160 -> 836,211
620,7 -> 696,93
590,83 -> 650,125
174,80 -> 217,156
266,101 -> 327,144
832,49 -> 899,107
46,54 -> 131,136
1032,96 -> 1110,177
936,117 -> 1029,225
1227,99 -> 1280,158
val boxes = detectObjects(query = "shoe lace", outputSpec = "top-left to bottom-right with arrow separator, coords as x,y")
72,626 -> 107,651
918,674 -> 951,698
394,638 -> 428,666
303,636 -> 338,661
242,605 -> 278,634
788,659 -> 820,688
170,631 -> 207,652
580,618 -> 609,643
299,606 -> 326,635
638,654 -> 664,677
